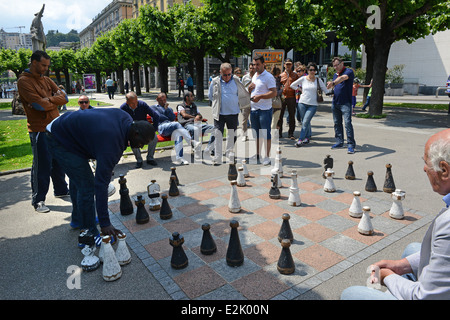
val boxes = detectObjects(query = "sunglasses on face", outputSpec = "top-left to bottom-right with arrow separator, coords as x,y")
79,101 -> 89,104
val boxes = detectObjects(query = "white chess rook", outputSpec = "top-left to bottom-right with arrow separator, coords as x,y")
349,191 -> 363,218
389,189 -> 406,220
228,180 -> 241,213
237,167 -> 246,187
115,233 -> 131,266
102,235 -> 122,281
323,169 -> 336,192
358,206 -> 374,235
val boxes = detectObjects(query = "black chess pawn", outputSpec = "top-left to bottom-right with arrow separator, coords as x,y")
170,167 -> 180,186
323,154 -> 334,179
383,163 -> 396,193
277,239 -> 295,275
365,171 -> 377,192
169,175 -> 179,197
345,160 -> 356,180
228,161 -> 238,181
169,232 -> 188,269
159,193 -> 173,220
269,173 -> 281,199
119,174 -> 133,215
278,213 -> 294,243
200,223 -> 217,255
226,220 -> 244,267
135,195 -> 149,224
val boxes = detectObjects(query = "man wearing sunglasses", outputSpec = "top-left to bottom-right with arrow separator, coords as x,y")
78,95 -> 94,110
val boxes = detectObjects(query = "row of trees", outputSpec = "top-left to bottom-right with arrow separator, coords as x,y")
0,1 -> 448,115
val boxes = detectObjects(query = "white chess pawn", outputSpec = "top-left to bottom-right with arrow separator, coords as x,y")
290,169 -> 299,189
241,159 -> 249,178
271,168 -> 282,188
237,167 -> 246,187
389,189 -> 405,220
274,147 -> 283,177
349,191 -> 363,218
102,235 -> 122,281
147,180 -> 161,211
358,206 -> 374,235
115,233 -> 131,266
323,169 -> 336,192
228,180 -> 241,213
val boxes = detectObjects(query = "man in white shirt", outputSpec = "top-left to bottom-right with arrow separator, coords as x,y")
247,55 -> 277,165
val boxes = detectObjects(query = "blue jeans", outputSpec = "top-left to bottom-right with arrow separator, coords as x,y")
185,122 -> 215,148
297,103 -> 317,140
340,242 -> 421,300
158,121 -> 192,158
332,103 -> 356,147
29,132 -> 68,207
47,133 -> 98,236
250,109 -> 273,140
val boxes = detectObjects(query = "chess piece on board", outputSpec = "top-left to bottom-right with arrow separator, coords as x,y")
135,195 -> 150,224
271,168 -> 282,188
288,170 -> 301,206
277,239 -> 295,275
383,163 -> 396,193
228,155 -> 238,181
278,213 -> 294,243
170,167 -> 180,186
358,206 -> 374,236
241,159 -> 249,178
323,154 -> 333,179
170,232 -> 188,269
159,193 -> 173,220
119,174 -> 134,216
226,220 -> 244,267
79,230 -> 100,272
169,175 -> 180,197
274,146 -> 283,177
323,169 -> 336,192
102,235 -> 122,281
345,160 -> 356,180
200,223 -> 217,255
115,233 -> 131,266
228,180 -> 241,213
349,191 -> 363,218
236,167 -> 246,187
365,171 -> 377,192
147,180 -> 161,211
290,169 -> 299,189
269,173 -> 281,199
389,189 -> 405,220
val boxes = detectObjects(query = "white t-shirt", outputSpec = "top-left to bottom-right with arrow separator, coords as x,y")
290,76 -> 328,106
251,70 -> 276,111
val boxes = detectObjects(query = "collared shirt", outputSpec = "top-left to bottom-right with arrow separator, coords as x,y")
219,77 -> 240,115
444,193 -> 450,208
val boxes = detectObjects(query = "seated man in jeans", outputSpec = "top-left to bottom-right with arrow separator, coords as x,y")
150,92 -> 200,165
177,91 -> 215,160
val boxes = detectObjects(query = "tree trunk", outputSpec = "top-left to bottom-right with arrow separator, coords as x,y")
369,31 -> 393,116
157,56 -> 169,94
95,71 -> 102,93
363,43 -> 374,103
133,62 -> 141,96
128,69 -> 134,92
117,65 -> 124,94
193,53 -> 205,100
63,69 -> 71,94
144,65 -> 150,93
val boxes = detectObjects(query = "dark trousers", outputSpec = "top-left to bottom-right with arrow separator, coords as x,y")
29,132 -> 68,207
213,114 -> 238,160
107,86 -> 115,99
277,97 -> 297,137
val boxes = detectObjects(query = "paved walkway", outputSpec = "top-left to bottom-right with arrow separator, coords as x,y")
0,90 -> 449,303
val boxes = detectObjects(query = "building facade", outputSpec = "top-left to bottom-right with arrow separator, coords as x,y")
0,29 -> 33,50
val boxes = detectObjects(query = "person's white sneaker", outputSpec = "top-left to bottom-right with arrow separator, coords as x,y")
35,201 -> 50,213
262,157 -> 271,166
174,158 -> 189,165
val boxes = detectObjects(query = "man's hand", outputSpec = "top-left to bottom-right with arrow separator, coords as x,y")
101,225 -> 123,238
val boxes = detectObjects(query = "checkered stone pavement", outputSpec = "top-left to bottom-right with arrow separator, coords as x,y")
107,169 -> 432,300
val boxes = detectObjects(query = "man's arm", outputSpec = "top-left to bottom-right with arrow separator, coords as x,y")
251,87 -> 277,103
18,78 -> 67,111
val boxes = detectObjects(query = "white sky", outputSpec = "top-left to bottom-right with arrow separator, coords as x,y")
0,0 -> 112,34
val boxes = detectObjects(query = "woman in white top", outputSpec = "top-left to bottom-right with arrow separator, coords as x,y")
290,62 -> 329,147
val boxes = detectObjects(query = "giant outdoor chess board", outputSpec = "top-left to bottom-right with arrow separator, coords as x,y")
107,168 -> 431,300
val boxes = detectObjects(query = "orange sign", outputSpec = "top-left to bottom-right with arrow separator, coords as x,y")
252,49 -> 285,73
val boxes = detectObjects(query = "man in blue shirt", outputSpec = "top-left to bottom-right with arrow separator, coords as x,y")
46,109 -> 155,245
327,57 -> 356,154
105,76 -> 115,100
120,92 -> 160,168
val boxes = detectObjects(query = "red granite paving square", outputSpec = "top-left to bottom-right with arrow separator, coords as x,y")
108,202 -> 120,214
253,204 -> 287,219
332,192 -> 368,205
213,205 -> 252,220
342,226 -> 387,246
295,223 -> 337,243
380,210 -> 421,224
191,238 -> 227,263
144,238 -> 172,260
294,206 -> 332,221
174,265 -> 227,299
189,190 -> 219,201
231,270 -> 289,300
122,215 -> 159,233
163,217 -> 200,234
243,241 -> 280,267
256,192 -> 289,204
210,219 -> 233,238
300,192 -> 329,205
177,202 -> 211,216
248,220 -> 280,240
298,181 -> 323,191
334,208 -> 361,221
198,180 -> 226,189
294,244 -> 345,272
221,189 -> 254,201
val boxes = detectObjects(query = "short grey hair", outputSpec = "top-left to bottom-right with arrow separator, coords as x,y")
126,91 -> 138,101
428,138 -> 450,172
220,63 -> 232,71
